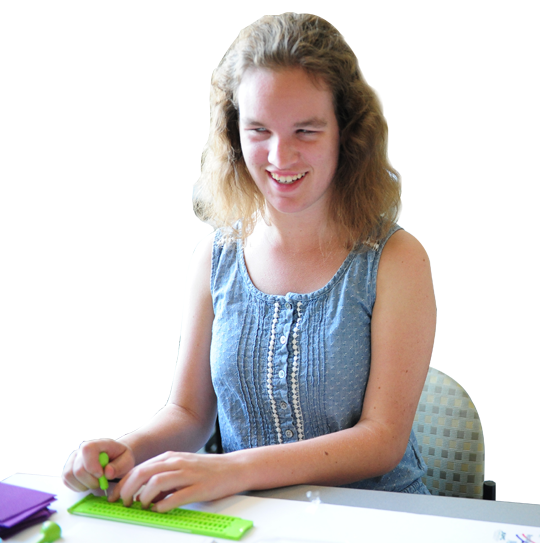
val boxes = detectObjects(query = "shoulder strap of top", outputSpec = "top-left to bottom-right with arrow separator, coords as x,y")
210,230 -> 238,296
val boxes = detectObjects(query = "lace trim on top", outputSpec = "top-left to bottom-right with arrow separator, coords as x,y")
291,301 -> 305,440
267,301 -> 283,444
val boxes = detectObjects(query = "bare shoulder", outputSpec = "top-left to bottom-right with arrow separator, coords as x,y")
377,229 -> 433,296
191,231 -> 215,272
374,229 -> 436,333
380,229 -> 430,269
179,231 -> 215,333
185,231 -> 215,292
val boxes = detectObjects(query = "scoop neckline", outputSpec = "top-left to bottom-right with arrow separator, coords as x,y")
236,239 -> 357,303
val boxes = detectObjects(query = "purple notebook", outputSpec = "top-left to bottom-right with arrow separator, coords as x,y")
0,482 -> 56,528
0,507 -> 56,539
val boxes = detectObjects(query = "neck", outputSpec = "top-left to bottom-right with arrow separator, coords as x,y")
249,205 -> 345,257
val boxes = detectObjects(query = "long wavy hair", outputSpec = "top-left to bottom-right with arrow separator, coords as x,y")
194,12 -> 401,249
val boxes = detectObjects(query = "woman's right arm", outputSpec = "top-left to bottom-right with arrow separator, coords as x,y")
62,233 -> 216,492
118,232 -> 216,461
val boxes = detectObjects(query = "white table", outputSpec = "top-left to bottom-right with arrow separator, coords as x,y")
4,474 -> 540,542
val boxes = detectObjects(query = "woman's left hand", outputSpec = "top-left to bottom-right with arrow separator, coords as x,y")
109,451 -> 246,512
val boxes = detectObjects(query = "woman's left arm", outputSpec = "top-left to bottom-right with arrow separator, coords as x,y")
114,230 -> 436,511
357,229 -> 437,472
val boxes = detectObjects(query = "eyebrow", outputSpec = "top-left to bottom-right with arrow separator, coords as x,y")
241,117 -> 328,128
294,117 -> 328,129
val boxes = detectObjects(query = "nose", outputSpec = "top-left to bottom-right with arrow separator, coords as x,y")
268,136 -> 298,169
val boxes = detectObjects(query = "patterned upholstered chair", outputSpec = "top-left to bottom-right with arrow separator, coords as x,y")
413,367 -> 495,499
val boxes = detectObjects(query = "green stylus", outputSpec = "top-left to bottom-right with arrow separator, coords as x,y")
98,452 -> 109,496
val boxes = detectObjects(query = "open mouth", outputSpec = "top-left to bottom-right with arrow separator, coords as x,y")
268,171 -> 308,185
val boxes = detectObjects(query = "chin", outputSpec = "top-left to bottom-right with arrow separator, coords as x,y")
266,200 -> 310,215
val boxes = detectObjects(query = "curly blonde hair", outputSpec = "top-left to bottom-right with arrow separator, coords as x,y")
194,12 -> 401,249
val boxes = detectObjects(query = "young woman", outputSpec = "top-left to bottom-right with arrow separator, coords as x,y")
62,13 -> 436,511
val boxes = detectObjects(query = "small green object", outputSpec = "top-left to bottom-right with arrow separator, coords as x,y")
68,494 -> 253,540
98,452 -> 109,492
37,521 -> 61,543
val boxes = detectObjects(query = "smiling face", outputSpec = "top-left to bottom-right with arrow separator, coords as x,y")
237,67 -> 340,220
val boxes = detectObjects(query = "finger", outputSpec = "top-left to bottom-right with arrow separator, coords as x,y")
155,475 -> 240,513
108,472 -> 128,503
119,458 -> 182,507
70,441 -> 101,482
116,468 -> 149,506
80,439 -> 129,479
151,484 -> 208,513
71,447 -> 101,491
62,451 -> 91,492
137,471 -> 189,509
148,490 -> 171,503
105,447 -> 135,481
64,480 -> 90,492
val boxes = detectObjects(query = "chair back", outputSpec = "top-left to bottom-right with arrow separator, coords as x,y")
413,367 -> 485,498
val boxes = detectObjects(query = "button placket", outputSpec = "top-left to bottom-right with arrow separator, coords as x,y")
266,299 -> 296,444
267,298 -> 300,443
275,308 -> 291,401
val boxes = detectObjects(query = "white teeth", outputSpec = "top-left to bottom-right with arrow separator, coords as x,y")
269,172 -> 306,184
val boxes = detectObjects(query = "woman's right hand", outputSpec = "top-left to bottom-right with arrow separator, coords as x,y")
62,438 -> 136,492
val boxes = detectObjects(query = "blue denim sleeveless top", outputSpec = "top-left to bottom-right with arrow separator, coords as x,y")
210,224 -> 428,492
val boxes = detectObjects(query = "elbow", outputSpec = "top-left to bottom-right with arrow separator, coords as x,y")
382,433 -> 411,475
378,423 -> 411,472
359,421 -> 410,478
